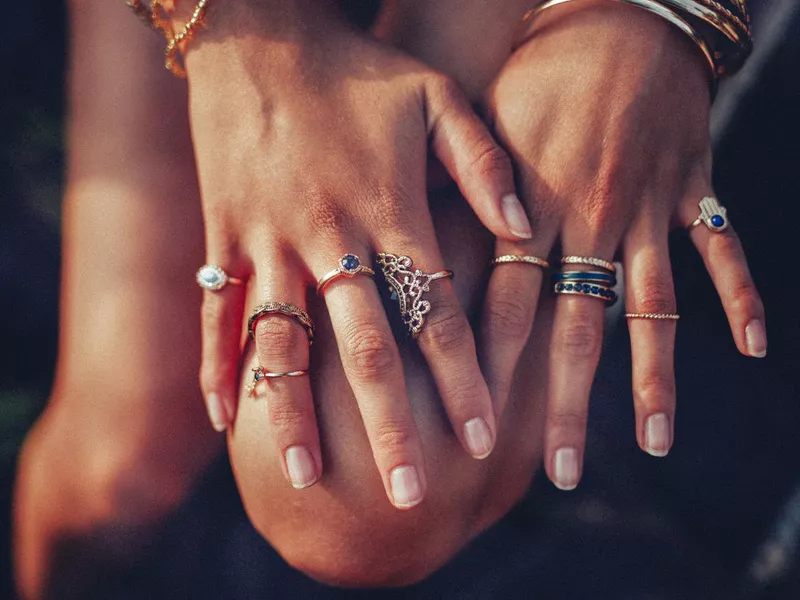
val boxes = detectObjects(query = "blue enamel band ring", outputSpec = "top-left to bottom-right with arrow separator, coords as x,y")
317,254 -> 376,295
689,196 -> 729,232
554,281 -> 618,304
552,271 -> 617,287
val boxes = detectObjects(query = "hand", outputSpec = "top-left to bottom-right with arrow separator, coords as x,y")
182,2 -> 531,508
479,0 -> 766,489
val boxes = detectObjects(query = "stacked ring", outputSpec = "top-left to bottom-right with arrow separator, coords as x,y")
317,254 -> 376,294
552,271 -> 617,286
492,254 -> 550,269
561,256 -> 616,273
553,278 -> 618,304
247,302 -> 315,343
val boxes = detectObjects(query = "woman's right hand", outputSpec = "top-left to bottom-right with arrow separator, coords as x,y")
179,1 -> 530,509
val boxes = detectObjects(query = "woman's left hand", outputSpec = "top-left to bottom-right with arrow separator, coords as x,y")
478,0 -> 766,490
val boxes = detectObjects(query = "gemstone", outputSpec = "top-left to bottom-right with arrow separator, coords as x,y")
591,286 -> 599,294
340,254 -> 361,272
196,265 -> 227,291
582,284 -> 591,292
557,284 -> 565,291
566,284 -> 574,291
711,215 -> 725,228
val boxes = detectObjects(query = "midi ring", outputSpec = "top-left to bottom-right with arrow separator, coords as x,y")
561,256 -> 616,273
625,313 -> 680,320
247,367 -> 309,395
317,254 -> 376,294
689,196 -> 729,232
376,252 -> 454,339
247,302 -> 315,344
492,254 -> 550,269
196,264 -> 246,292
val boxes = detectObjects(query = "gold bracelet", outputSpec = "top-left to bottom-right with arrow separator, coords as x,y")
126,0 -> 211,78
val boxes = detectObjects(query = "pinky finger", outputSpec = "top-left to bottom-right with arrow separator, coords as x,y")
681,192 -> 767,358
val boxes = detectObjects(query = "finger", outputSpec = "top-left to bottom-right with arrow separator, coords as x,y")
623,224 -> 677,457
680,189 -> 767,358
198,255 -> 249,433
251,261 -> 322,491
546,249 -> 613,491
316,250 -> 427,510
376,237 -> 498,462
479,231 -> 556,417
425,77 -> 532,242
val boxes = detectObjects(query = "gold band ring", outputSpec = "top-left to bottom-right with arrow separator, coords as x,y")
561,256 -> 616,273
247,367 -> 309,395
376,252 -> 454,339
316,254 -> 376,294
196,264 -> 246,292
625,313 -> 681,320
247,302 -> 315,344
492,254 -> 550,269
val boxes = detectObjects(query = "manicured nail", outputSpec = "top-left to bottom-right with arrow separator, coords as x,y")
285,446 -> 318,489
206,393 -> 229,432
501,194 -> 532,239
553,447 -> 580,490
644,413 -> 671,457
389,465 -> 423,508
463,417 -> 494,459
745,320 -> 767,358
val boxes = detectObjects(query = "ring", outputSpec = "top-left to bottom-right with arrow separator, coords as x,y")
492,254 -> 550,269
561,256 -> 616,273
247,367 -> 309,395
196,264 -> 245,292
247,302 -> 315,343
689,196 -> 729,232
625,313 -> 680,320
552,271 -> 617,286
554,281 -> 617,304
316,254 -> 376,294
376,252 -> 454,338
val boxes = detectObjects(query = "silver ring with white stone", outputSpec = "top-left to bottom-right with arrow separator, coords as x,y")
196,264 -> 246,292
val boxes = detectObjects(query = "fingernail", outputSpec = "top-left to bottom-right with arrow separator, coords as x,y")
285,446 -> 318,489
644,413 -> 671,457
463,417 -> 494,459
553,447 -> 580,490
389,465 -> 423,508
501,194 -> 532,239
745,319 -> 767,358
206,393 -> 229,432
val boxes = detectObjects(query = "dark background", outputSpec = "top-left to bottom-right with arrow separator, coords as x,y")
1,1 -> 800,598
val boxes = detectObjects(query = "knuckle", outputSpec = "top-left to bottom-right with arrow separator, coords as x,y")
729,278 -> 763,315
485,293 -> 534,342
423,309 -> 471,355
547,409 -> 588,433
256,317 -> 304,361
343,324 -> 398,382
268,400 -> 311,433
431,75 -> 464,108
362,184 -> 416,235
555,319 -> 602,360
632,275 -> 676,314
468,140 -> 513,182
372,421 -> 415,456
636,372 -> 676,408
302,190 -> 354,238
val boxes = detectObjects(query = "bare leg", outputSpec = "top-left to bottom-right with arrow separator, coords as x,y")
13,3 -> 222,598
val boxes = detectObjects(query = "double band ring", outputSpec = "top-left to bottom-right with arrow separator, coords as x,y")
248,302 -> 315,344
561,256 -> 616,273
247,367 -> 309,395
196,264 -> 246,292
317,254 -> 376,294
492,254 -> 550,269
376,252 -> 454,338
689,196 -> 729,232
625,313 -> 680,320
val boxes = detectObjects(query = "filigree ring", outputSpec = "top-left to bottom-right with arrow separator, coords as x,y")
689,196 -> 729,232
376,253 -> 454,339
317,254 -> 376,295
196,264 -> 245,292
247,302 -> 315,344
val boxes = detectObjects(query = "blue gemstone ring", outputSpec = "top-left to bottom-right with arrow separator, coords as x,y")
554,281 -> 617,305
689,196 -> 729,233
196,264 -> 246,292
316,254 -> 376,295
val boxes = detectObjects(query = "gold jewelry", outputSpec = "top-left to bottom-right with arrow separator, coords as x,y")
492,254 -> 551,269
247,367 -> 309,395
316,254 -> 376,295
196,264 -> 246,292
376,253 -> 454,339
561,256 -> 616,273
127,0 -> 211,78
625,313 -> 680,319
513,0 -> 718,92
248,302 -> 315,344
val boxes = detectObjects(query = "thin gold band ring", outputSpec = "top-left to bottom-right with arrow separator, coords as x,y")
492,254 -> 550,269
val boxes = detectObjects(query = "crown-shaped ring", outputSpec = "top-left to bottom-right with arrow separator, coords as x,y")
376,253 -> 454,338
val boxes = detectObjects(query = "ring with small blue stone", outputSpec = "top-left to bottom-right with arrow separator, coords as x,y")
316,254 -> 376,295
554,281 -> 617,305
689,196 -> 729,233
196,264 -> 246,292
